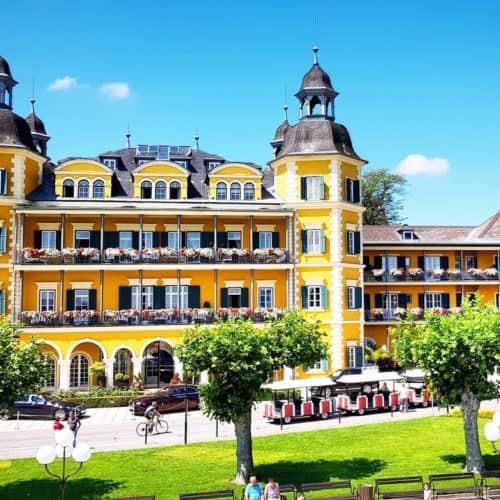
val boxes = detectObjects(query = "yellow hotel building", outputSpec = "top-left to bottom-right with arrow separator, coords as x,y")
0,50 -> 498,390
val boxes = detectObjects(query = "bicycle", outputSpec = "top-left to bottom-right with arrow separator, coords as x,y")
136,416 -> 169,437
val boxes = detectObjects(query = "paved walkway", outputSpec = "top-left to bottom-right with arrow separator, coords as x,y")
0,400 -> 497,459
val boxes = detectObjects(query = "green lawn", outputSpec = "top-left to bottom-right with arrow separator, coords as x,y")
0,416 -> 498,499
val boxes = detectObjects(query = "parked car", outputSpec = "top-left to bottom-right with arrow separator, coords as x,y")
12,394 -> 85,420
129,384 -> 200,416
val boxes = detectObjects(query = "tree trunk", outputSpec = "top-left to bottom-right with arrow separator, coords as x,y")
460,390 -> 485,472
233,409 -> 253,484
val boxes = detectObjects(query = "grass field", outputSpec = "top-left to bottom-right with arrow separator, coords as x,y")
0,416 -> 498,499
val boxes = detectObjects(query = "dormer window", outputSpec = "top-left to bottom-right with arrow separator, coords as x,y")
169,181 -> 181,200
78,180 -> 89,198
137,159 -> 149,166
102,158 -> 116,169
402,230 -> 416,240
62,179 -> 74,197
93,180 -> 105,198
216,182 -> 227,200
208,161 -> 221,171
141,181 -> 153,199
244,182 -> 255,200
174,160 -> 188,168
230,182 -> 241,200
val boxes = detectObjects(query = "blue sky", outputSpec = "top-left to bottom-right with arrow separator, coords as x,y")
3,1 -> 499,225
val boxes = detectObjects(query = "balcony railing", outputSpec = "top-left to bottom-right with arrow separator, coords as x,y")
20,247 -> 290,266
365,306 -> 464,322
20,307 -> 286,327
365,267 -> 499,283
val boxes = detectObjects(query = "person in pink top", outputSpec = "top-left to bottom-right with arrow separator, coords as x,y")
263,477 -> 280,500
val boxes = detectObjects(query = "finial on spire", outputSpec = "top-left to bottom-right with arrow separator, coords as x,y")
194,131 -> 200,151
283,104 -> 289,122
125,123 -> 131,148
313,46 -> 319,64
30,78 -> 36,114
30,97 -> 36,115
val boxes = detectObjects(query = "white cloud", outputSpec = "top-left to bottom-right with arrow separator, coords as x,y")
395,154 -> 450,176
99,82 -> 131,101
47,76 -> 78,92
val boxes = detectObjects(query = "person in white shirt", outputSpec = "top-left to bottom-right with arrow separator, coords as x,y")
399,383 -> 409,412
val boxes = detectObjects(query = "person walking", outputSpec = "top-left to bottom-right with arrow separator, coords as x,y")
263,477 -> 280,500
244,475 -> 264,500
53,416 -> 64,432
399,383 -> 409,413
67,410 -> 81,447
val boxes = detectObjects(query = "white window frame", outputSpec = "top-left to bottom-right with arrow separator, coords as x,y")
425,292 -> 442,309
243,182 -> 255,200
208,161 -> 221,170
75,230 -> 90,248
165,285 -> 188,309
119,231 -> 133,248
259,232 -> 273,248
230,183 -> 241,201
347,286 -> 357,309
102,158 -> 116,169
39,289 -> 56,312
131,286 -> 154,310
186,231 -> 200,248
424,255 -> 441,270
227,231 -> 241,249
167,232 -> 179,249
306,176 -> 322,201
142,231 -> 153,249
347,230 -> 356,254
93,180 -> 105,198
74,289 -> 90,311
383,293 -> 399,318
41,230 -> 57,249
155,181 -> 167,200
216,182 -> 227,200
306,229 -> 321,254
402,230 -> 414,240
307,285 -> 321,309
258,287 -> 274,308
78,180 -> 90,198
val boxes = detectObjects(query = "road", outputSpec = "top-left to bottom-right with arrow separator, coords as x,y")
0,400 -> 498,460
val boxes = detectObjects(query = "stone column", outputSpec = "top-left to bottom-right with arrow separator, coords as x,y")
59,359 -> 71,390
132,357 -> 143,378
104,357 -> 114,388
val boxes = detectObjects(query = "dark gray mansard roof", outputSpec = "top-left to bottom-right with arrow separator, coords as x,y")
0,56 -> 17,83
277,118 -> 361,159
0,108 -> 35,150
25,112 -> 48,135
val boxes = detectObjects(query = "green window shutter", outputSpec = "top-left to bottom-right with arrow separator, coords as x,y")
355,287 -> 363,308
34,230 -> 42,248
346,178 -> 352,201
272,232 -> 280,247
188,286 -> 200,308
354,232 -> 361,254
353,180 -> 360,203
154,286 -> 165,309
375,294 -> 383,308
301,286 -> 308,309
66,290 -> 75,311
354,346 -> 363,367
0,290 -> 5,314
418,293 -> 425,308
131,232 -> 139,249
441,293 -> 450,309
319,177 -> 325,200
0,169 -> 7,195
89,289 -> 97,310
104,232 -> 119,248
456,292 -> 462,307
119,286 -> 131,309
397,294 -> 408,308
153,232 -> 162,247
0,228 -> 6,253
55,231 -> 62,250
241,288 -> 249,308
364,294 -> 371,310
217,232 -> 227,248
220,288 -> 228,308
321,286 -> 328,309
252,233 -> 259,249
90,231 -> 100,248
440,256 -> 449,269
374,256 -> 382,268
300,177 -> 306,200
320,230 -> 326,253
301,230 -> 307,253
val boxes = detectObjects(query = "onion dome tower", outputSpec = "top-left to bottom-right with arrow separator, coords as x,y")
270,104 -> 290,157
0,56 -> 17,110
26,98 -> 50,156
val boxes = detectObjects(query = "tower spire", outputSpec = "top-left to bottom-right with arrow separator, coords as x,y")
125,123 -> 131,148
194,131 -> 200,151
313,45 -> 319,65
283,104 -> 289,122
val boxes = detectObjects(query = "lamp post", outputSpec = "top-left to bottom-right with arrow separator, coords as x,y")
36,428 -> 92,500
484,410 -> 500,454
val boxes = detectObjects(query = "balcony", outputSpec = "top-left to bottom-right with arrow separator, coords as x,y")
365,306 -> 464,322
20,247 -> 290,266
365,266 -> 499,283
20,307 -> 286,328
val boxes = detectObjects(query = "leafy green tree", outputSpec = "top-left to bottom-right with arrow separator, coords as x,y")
0,319 -> 50,415
391,299 -> 500,471
362,168 -> 407,225
178,313 -> 328,483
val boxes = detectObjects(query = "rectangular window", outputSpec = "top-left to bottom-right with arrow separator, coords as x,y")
383,293 -> 399,318
0,228 -> 6,253
227,287 -> 241,308
119,231 -> 133,248
208,161 -> 221,170
402,231 -> 414,240
347,286 -> 362,309
41,230 -> 57,249
425,292 -> 442,309
346,178 -> 360,203
131,286 -> 154,310
174,160 -> 187,168
305,176 -> 324,201
74,289 -> 90,311
227,231 -> 241,249
496,293 -> 500,309
165,285 -> 188,309
0,169 -> 7,195
308,286 -> 321,309
75,230 -> 90,248
307,359 -> 329,372
102,159 -> 116,169
259,231 -> 273,249
167,231 -> 179,249
186,231 -> 200,248
142,231 -> 153,249
258,287 -> 274,308
39,289 -> 56,312
307,229 -> 321,254
347,230 -> 360,255
424,255 -> 441,270
465,255 -> 477,269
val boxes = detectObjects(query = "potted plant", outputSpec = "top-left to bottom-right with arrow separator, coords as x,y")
370,268 -> 385,280
390,267 -> 405,280
90,361 -> 106,388
407,267 -> 423,280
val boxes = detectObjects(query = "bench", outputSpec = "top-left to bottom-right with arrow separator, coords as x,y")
481,470 -> 500,499
179,489 -> 235,499
279,483 -> 297,499
374,476 -> 424,499
105,497 -> 155,500
429,473 -> 482,498
301,480 -> 357,499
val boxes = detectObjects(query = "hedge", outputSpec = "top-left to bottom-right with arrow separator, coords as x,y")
48,388 -> 144,409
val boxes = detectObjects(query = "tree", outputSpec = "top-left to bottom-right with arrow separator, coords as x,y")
177,313 -> 328,483
0,319 -> 50,415
362,168 -> 407,225
391,299 -> 500,471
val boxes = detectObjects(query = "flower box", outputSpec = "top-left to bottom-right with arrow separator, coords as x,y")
370,268 -> 385,280
407,268 -> 423,280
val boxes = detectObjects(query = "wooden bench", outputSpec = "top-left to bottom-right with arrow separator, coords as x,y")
429,473 -> 482,498
105,497 -> 155,500
279,483 -> 297,499
179,489 -> 235,499
481,470 -> 500,499
301,480 -> 357,499
374,476 -> 424,499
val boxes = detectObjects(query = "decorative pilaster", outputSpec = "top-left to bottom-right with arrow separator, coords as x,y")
59,359 -> 71,390
286,161 -> 298,202
104,358 -> 114,388
132,357 -> 143,377
11,155 -> 25,199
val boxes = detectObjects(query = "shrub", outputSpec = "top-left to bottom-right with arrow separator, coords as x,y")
444,408 -> 496,419
49,388 -> 143,408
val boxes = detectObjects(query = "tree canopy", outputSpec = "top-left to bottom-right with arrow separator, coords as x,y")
391,299 -> 500,471
177,312 -> 328,483
362,168 -> 407,225
0,319 -> 50,415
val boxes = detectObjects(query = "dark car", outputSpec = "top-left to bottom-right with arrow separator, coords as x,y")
13,394 -> 85,420
129,384 -> 200,416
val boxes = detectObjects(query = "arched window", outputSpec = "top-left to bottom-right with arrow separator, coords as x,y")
62,179 -> 74,197
70,354 -> 89,388
155,181 -> 167,200
141,181 -> 152,199
93,180 -> 105,198
78,180 -> 89,198
170,181 -> 181,199
216,182 -> 227,200
244,182 -> 255,200
113,349 -> 131,378
43,355 -> 57,388
230,182 -> 241,200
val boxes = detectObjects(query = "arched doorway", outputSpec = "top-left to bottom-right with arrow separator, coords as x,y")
142,341 -> 174,388
113,348 -> 133,385
70,353 -> 90,389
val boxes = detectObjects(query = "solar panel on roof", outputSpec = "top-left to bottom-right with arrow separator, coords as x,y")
170,146 -> 178,154
158,145 -> 169,159
148,145 -> 158,154
137,145 -> 148,154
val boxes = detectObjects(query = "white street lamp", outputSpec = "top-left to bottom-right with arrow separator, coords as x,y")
484,410 -> 500,454
36,431 -> 92,500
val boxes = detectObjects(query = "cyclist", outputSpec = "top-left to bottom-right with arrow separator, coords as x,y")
144,401 -> 161,432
